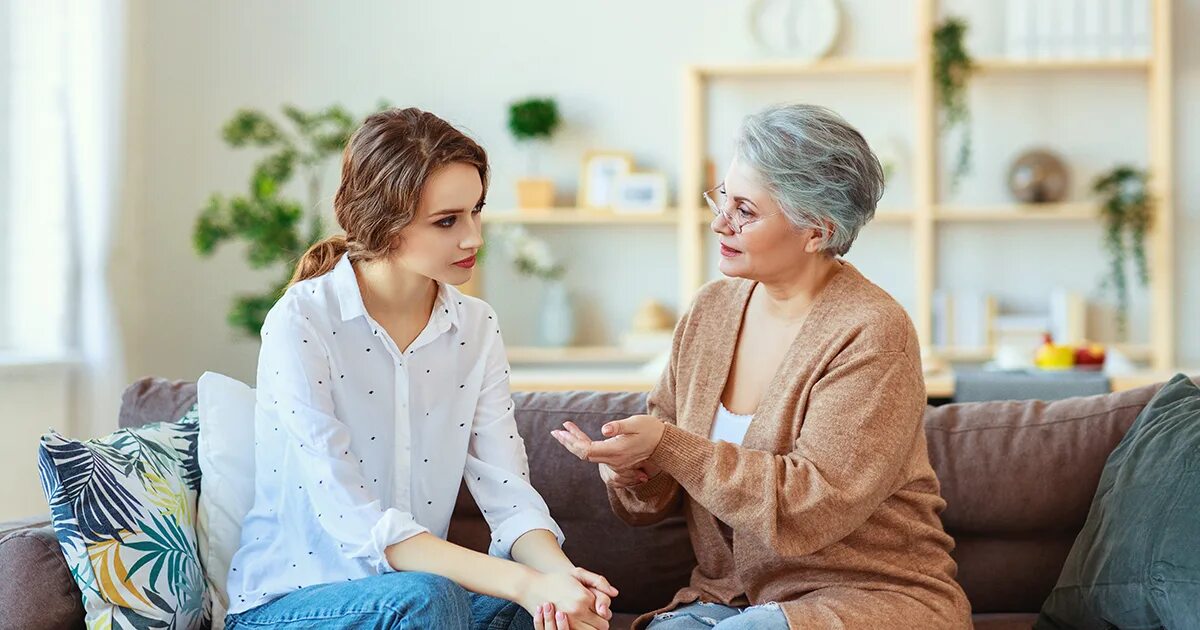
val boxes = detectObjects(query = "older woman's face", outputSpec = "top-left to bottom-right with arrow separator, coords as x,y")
712,156 -> 824,282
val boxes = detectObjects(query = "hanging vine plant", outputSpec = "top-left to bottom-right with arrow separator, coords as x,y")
1093,165 -> 1153,339
933,17 -> 974,192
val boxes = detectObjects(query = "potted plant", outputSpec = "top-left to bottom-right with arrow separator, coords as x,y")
1093,165 -> 1153,339
508,97 -> 561,210
193,102 -> 388,336
934,17 -> 974,192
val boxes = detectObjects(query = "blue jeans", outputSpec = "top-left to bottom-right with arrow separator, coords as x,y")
645,601 -> 788,629
224,572 -> 532,630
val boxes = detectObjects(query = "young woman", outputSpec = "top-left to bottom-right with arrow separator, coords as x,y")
224,108 -> 615,630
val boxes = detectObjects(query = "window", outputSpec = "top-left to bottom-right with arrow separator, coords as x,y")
0,0 -> 11,350
3,0 -> 72,356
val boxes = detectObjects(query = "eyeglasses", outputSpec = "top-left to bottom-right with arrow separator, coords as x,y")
703,183 -> 780,233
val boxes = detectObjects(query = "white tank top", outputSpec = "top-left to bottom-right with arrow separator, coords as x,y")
710,402 -> 754,445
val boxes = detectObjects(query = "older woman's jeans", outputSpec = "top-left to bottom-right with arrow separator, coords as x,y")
645,601 -> 788,629
224,571 -> 532,630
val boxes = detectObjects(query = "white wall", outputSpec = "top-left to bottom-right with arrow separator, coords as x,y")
123,0 -> 1199,388
0,0 -> 9,349
0,362 -> 72,520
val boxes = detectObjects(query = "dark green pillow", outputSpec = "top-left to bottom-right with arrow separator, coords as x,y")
1036,373 -> 1200,629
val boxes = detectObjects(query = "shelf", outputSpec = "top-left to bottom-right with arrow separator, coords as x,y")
511,366 -> 1195,396
874,210 -> 916,223
690,57 -> 1148,80
693,209 -> 914,225
1113,343 -> 1155,361
507,345 -> 660,365
506,364 -> 657,391
486,209 -> 679,225
973,57 -> 1151,73
932,343 -> 1154,363
933,346 -> 995,362
924,368 -> 1192,400
509,368 -> 658,393
934,203 -> 1098,222
692,59 -> 914,79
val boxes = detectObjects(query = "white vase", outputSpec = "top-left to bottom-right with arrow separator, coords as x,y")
538,280 -> 575,347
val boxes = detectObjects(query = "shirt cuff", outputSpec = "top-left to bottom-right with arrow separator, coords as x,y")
488,509 -> 566,560
356,508 -> 429,573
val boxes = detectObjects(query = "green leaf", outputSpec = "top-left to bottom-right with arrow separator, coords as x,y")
292,105 -> 355,156
254,148 -> 298,188
282,104 -> 314,134
508,97 -> 560,141
1092,165 -> 1152,338
933,17 -> 974,191
201,103 -> 388,337
229,290 -> 284,337
222,109 -> 283,147
193,196 -> 234,256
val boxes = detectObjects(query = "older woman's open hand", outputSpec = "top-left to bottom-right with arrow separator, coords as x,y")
550,416 -> 666,471
552,420 -> 661,488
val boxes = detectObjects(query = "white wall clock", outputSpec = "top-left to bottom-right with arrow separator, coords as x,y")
749,0 -> 841,59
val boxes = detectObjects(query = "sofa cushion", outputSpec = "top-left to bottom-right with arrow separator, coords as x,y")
449,390 -> 696,615
972,613 -> 1037,630
924,380 -> 1173,536
0,525 -> 84,630
1035,373 -> 1200,629
922,379 -> 1182,612
120,377 -> 199,430
38,404 -> 209,629
196,372 -> 258,630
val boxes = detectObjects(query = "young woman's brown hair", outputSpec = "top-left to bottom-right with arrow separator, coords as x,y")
289,108 -> 489,286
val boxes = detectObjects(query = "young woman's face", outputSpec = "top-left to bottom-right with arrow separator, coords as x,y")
394,162 -> 485,285
711,156 -> 825,283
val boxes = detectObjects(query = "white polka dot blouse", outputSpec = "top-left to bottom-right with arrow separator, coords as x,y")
226,253 -> 564,614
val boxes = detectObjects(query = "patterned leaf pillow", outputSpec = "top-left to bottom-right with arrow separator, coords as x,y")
38,405 -> 210,630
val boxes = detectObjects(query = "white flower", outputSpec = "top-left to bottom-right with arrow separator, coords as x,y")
493,225 -> 564,280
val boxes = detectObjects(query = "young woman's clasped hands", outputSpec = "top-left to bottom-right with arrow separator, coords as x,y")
550,415 -> 667,490
524,564 -> 618,630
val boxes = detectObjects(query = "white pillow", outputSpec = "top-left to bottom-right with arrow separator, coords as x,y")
197,371 -> 257,630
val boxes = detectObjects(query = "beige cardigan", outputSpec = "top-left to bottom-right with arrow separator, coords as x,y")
608,261 -> 972,629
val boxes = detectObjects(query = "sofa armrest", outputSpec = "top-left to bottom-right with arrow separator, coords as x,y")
0,522 -> 85,629
0,514 -> 51,539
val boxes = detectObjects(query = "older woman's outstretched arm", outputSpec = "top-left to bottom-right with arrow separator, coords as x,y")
577,336 -> 929,555
555,307 -> 695,527
601,360 -> 685,526
647,346 -> 927,555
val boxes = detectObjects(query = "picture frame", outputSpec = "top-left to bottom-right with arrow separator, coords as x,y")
611,171 -> 669,214
578,151 -> 634,210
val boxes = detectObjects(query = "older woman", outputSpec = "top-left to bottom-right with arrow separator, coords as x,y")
552,104 -> 971,629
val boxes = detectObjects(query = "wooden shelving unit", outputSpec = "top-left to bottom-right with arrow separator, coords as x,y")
972,58 -> 1151,73
677,0 -> 1175,372
933,202 -> 1099,222
505,345 -> 660,365
485,208 -> 680,225
692,59 -> 915,78
485,0 -> 1177,383
935,343 -> 1154,363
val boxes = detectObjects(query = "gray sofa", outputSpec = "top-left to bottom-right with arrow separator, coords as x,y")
3,375 -> 1194,630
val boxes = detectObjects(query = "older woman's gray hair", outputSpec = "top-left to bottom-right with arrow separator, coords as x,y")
735,103 -> 885,256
